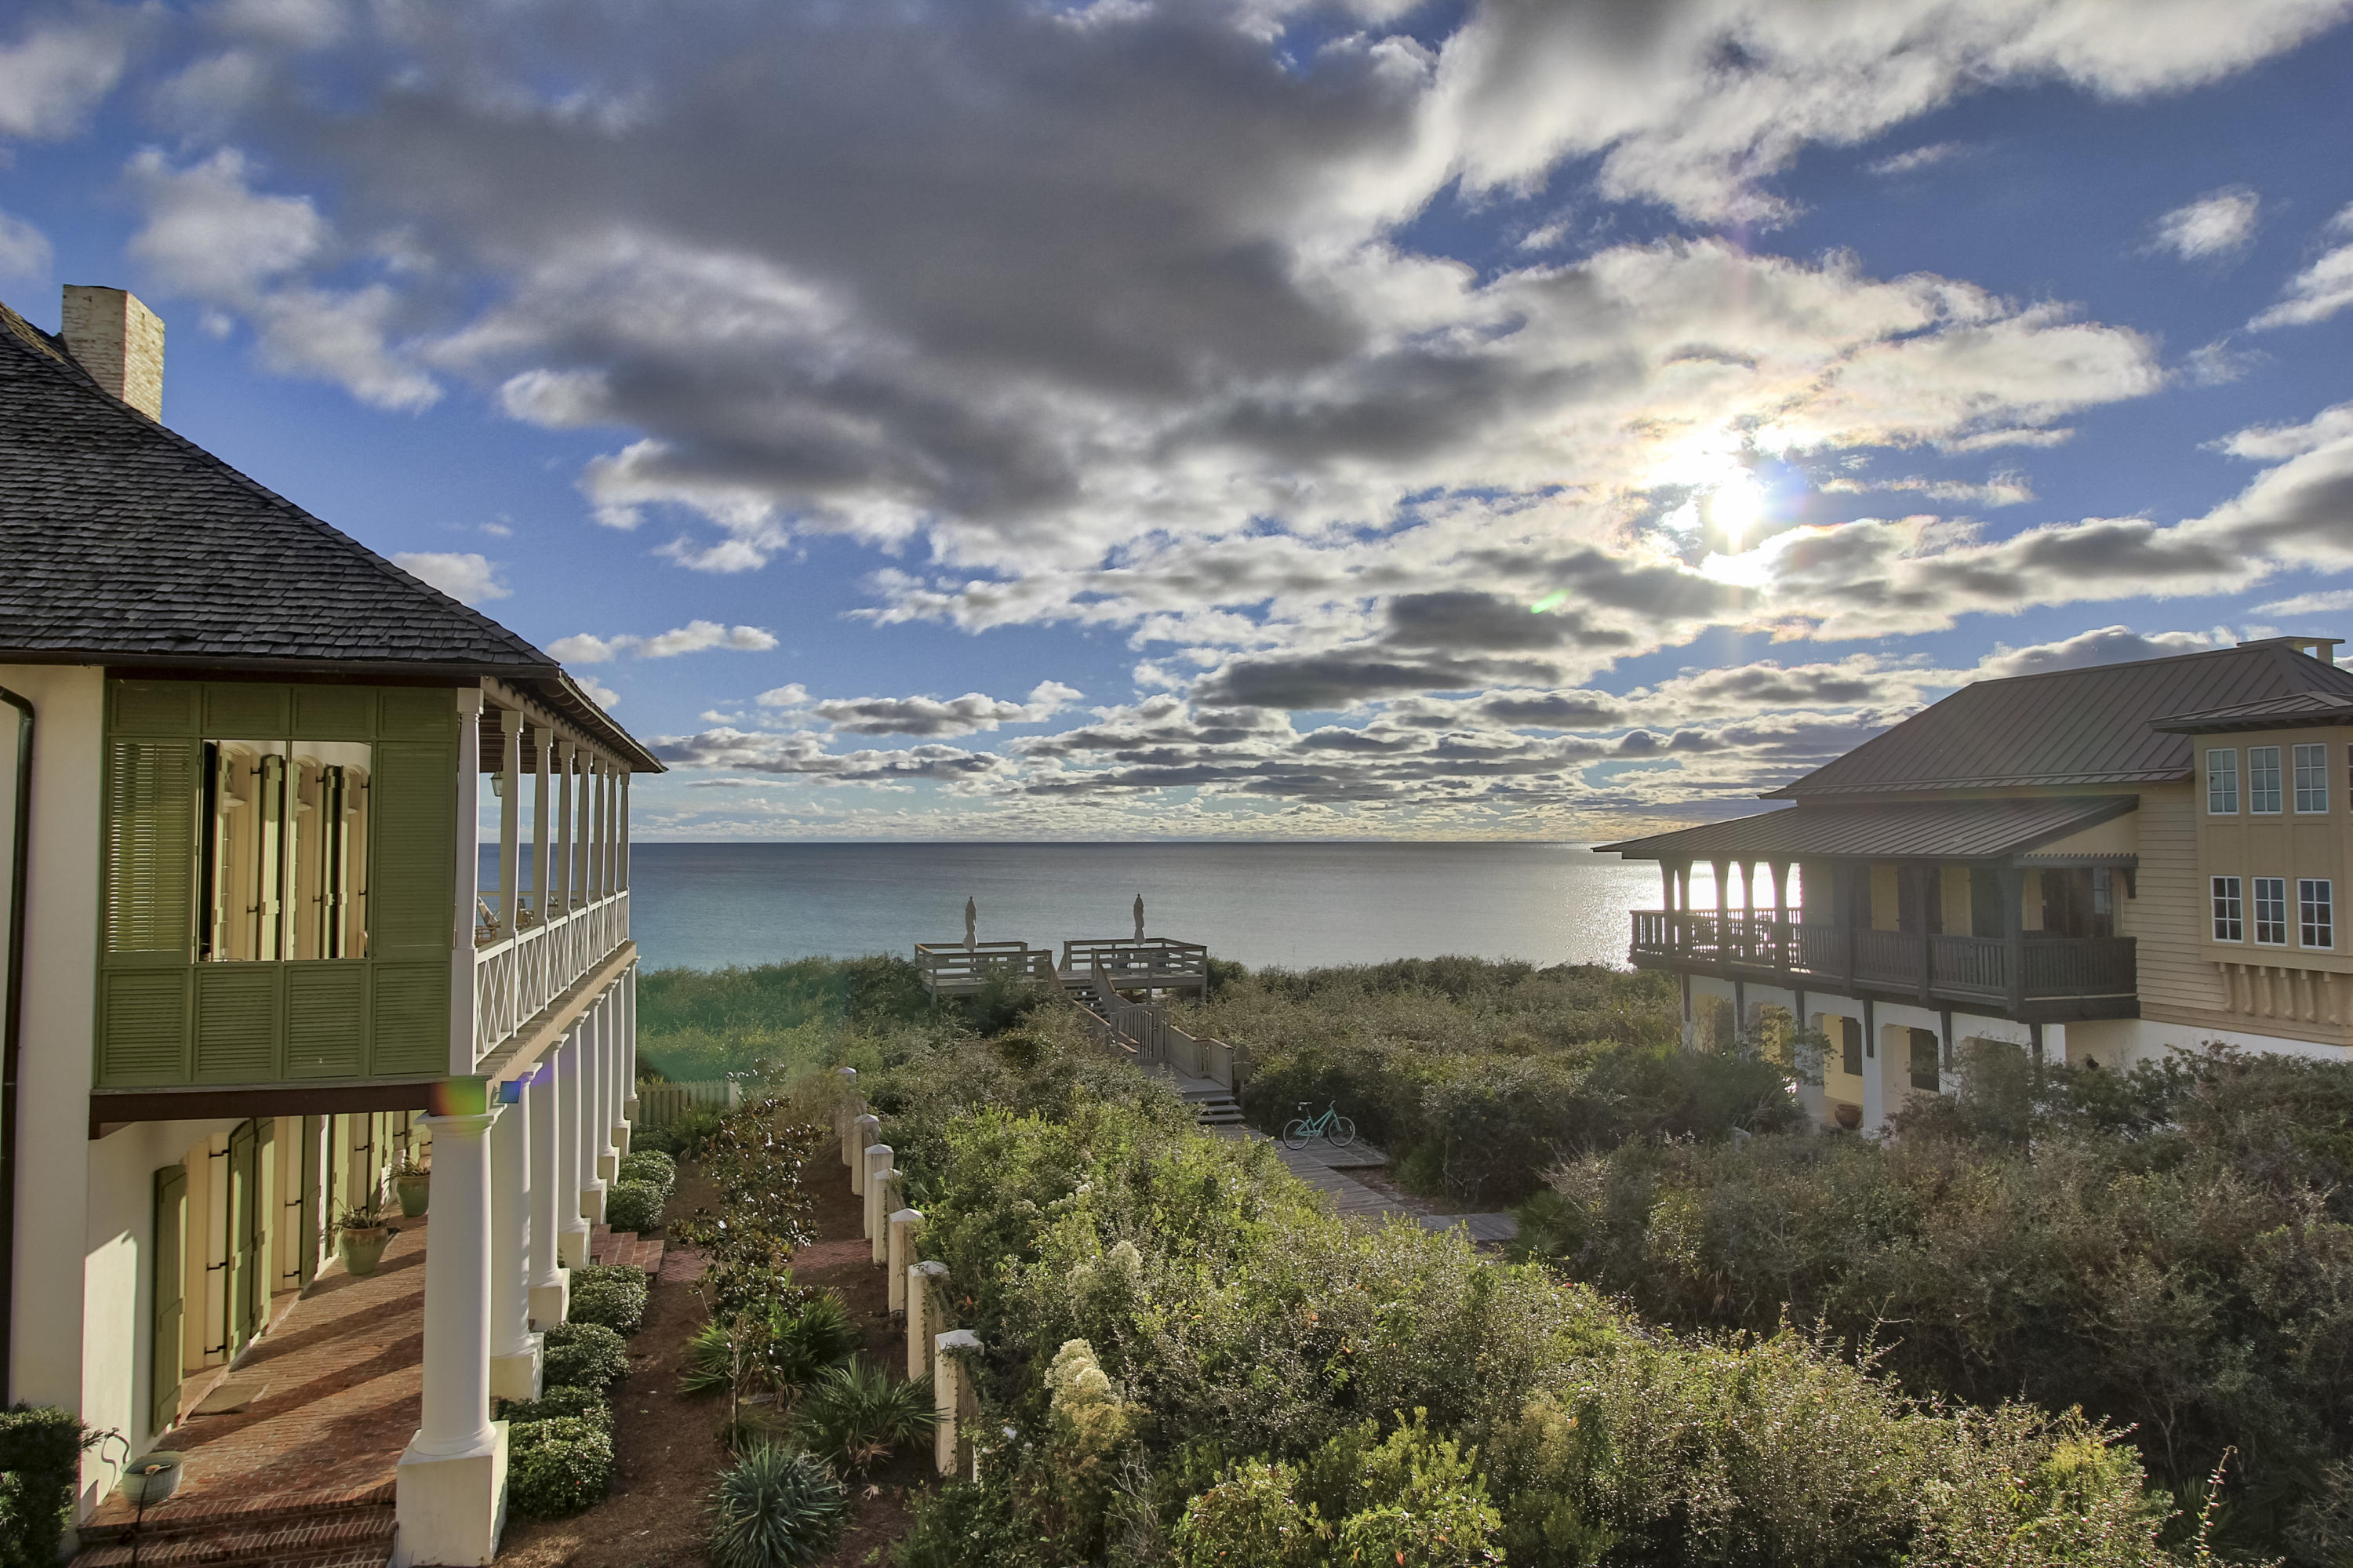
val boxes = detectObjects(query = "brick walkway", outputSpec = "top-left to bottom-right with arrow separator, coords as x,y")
73,1219 -> 431,1568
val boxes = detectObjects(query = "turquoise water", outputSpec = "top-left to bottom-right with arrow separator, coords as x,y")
603,842 -> 1658,973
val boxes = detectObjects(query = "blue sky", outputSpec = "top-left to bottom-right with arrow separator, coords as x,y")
5,0 -> 2353,840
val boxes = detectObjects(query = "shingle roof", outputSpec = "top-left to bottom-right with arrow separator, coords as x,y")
0,297 -> 660,769
1768,642 -> 2353,798
1595,795 -> 2137,861
2149,689 -> 2353,733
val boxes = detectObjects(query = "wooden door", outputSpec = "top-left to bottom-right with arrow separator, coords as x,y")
296,1115 -> 322,1286
227,1119 -> 260,1355
151,1165 -> 186,1433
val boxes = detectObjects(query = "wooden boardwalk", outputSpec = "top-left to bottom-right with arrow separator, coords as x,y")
1214,1129 -> 1518,1242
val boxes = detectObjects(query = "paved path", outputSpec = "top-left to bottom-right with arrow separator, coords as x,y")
1214,1127 -> 1518,1242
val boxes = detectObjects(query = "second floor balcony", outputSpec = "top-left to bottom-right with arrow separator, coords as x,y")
1629,909 -> 2137,1019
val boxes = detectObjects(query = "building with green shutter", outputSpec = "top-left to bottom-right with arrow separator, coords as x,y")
1,286 -> 662,1563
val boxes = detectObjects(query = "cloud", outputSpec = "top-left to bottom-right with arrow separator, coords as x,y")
812,681 -> 1082,738
1971,625 -> 2229,680
2249,205 -> 2353,329
391,551 -> 509,606
547,620 -> 777,663
2148,187 -> 2260,262
578,675 -> 621,710
0,8 -> 137,140
653,727 -> 1010,785
2253,588 -> 2353,617
0,209 -> 52,282
1865,141 -> 1968,176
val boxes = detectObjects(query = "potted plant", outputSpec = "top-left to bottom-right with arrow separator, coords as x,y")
391,1156 -> 431,1217
115,1450 -> 186,1507
336,1204 -> 396,1276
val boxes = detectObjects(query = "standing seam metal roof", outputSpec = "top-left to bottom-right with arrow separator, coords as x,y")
1769,642 -> 2353,798
1593,795 -> 2138,860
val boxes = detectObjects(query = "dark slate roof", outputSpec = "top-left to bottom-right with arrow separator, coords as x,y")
1594,795 -> 2138,861
0,297 -> 659,769
2149,689 -> 2353,733
1767,641 -> 2353,798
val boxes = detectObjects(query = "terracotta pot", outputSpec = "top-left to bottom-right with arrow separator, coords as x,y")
338,1225 -> 392,1275
394,1172 -> 431,1217
1832,1101 -> 1864,1131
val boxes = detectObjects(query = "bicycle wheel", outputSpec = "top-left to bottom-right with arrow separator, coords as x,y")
1327,1116 -> 1358,1149
1282,1120 -> 1312,1151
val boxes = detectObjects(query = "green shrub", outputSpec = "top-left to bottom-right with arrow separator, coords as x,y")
707,1443 -> 849,1568
795,1359 -> 935,1475
674,1108 -> 726,1159
0,1404 -> 98,1568
683,1318 -> 738,1396
544,1320 -> 629,1390
627,1122 -> 684,1159
1172,1459 -> 1324,1568
618,1148 -> 678,1199
751,1292 -> 861,1393
507,1416 -> 613,1519
497,1383 -> 611,1433
605,1179 -> 666,1235
569,1263 -> 650,1335
1331,1413 -> 1504,1567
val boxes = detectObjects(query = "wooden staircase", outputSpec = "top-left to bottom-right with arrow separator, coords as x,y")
1179,1082 -> 1246,1129
72,1483 -> 395,1568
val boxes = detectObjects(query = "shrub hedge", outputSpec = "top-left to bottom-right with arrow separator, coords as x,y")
507,1415 -> 613,1519
496,1383 -> 611,1433
0,1404 -> 96,1568
603,1179 -> 666,1236
543,1320 -> 629,1390
568,1262 -> 650,1335
617,1148 -> 677,1200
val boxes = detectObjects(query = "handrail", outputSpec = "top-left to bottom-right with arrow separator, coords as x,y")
472,888 -> 631,1063
1626,909 -> 2137,1004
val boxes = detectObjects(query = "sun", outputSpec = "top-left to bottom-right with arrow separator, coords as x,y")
1709,473 -> 1766,551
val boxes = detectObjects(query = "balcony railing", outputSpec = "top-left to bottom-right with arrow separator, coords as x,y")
1628,910 -> 2135,1007
472,890 -> 631,1064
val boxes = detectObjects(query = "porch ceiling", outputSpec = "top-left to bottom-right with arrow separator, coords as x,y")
1594,794 -> 2138,863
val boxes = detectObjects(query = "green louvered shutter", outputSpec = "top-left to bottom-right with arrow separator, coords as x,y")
106,739 -> 197,955
151,1165 -> 186,1435
369,742 -> 456,958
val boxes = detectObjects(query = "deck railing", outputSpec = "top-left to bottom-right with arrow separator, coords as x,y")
915,941 -> 1056,995
1062,937 -> 1209,991
1627,910 -> 2135,1006
471,890 -> 631,1064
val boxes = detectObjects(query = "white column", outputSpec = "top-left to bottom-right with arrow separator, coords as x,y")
863,1145 -> 893,1246
530,725 -> 552,928
610,980 -> 632,1157
851,1115 -> 879,1195
496,707 -> 522,934
581,1000 -> 611,1217
451,689 -> 485,1076
887,1210 -> 922,1314
488,1086 -> 541,1402
551,740 -> 574,915
908,1261 -> 948,1378
555,1029 -> 592,1264
933,1330 -> 981,1478
395,1108 -> 509,1568
621,966 -> 640,1120
524,1064 -> 568,1326
1862,1020 -> 1889,1137
572,750 -> 591,910
618,773 -> 631,893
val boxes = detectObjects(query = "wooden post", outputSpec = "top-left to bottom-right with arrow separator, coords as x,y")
908,1261 -> 948,1378
933,1330 -> 982,1478
850,1116 -> 880,1195
450,689 -> 483,1077
551,739 -> 574,916
530,725 -> 553,928
618,772 -> 631,893
496,708 -> 522,934
1916,864 -> 1935,1004
863,1146 -> 894,1246
2001,864 -> 2027,1015
1770,860 -> 1791,971
888,1210 -> 922,1313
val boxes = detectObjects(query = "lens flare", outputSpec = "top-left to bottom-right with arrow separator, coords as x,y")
1711,475 -> 1765,550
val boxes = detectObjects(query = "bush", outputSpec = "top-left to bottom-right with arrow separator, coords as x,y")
796,1359 -> 935,1475
618,1148 -> 678,1199
569,1263 -> 651,1335
674,1108 -> 727,1159
627,1122 -> 684,1159
497,1384 -> 611,1433
0,1404 -> 98,1568
507,1415 -> 613,1519
1172,1459 -> 1324,1568
707,1443 -> 849,1568
752,1293 -> 862,1393
605,1179 -> 667,1235
544,1320 -> 630,1390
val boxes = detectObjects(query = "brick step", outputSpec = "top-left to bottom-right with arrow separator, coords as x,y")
78,1485 -> 395,1544
71,1504 -> 393,1568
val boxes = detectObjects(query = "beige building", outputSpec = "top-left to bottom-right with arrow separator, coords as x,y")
1598,637 -> 2353,1131
1,287 -> 660,1563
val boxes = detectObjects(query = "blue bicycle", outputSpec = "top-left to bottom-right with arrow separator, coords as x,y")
1282,1101 -> 1358,1151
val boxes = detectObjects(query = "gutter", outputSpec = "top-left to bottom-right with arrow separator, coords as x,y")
0,685 -> 30,1402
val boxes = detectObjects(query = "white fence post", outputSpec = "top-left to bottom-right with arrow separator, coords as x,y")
933,1330 -> 982,1479
888,1210 -> 922,1314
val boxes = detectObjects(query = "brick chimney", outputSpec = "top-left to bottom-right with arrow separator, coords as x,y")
59,285 -> 165,422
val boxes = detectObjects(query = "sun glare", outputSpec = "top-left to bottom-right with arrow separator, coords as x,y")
1710,474 -> 1765,550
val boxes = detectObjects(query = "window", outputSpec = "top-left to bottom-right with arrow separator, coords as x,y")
199,740 -> 372,962
2250,747 -> 2283,813
2212,875 -> 2243,942
2296,744 -> 2330,813
2254,876 -> 2288,945
2302,879 -> 2335,949
2207,748 -> 2239,813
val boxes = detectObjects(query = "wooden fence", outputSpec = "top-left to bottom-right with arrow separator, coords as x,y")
635,1078 -> 740,1127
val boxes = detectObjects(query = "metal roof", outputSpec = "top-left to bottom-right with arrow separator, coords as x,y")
2149,689 -> 2353,734
0,297 -> 661,770
1769,642 -> 2353,798
1594,795 -> 2139,861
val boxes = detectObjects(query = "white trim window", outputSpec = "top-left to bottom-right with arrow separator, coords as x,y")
2295,744 -> 2329,813
2250,747 -> 2283,814
2212,875 -> 2243,941
2254,876 -> 2289,945
2207,748 -> 2239,814
2302,879 -> 2335,949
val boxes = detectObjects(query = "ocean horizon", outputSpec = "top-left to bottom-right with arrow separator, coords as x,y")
582,840 -> 1665,973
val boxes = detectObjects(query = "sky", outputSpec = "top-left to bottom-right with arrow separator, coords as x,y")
5,0 -> 2353,842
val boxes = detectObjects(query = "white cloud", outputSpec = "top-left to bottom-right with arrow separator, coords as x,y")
0,209 -> 52,281
2253,588 -> 2353,617
1866,141 -> 1967,176
2148,187 -> 2261,262
755,684 -> 809,708
0,9 -> 136,139
547,620 -> 777,663
2250,205 -> 2353,329
392,551 -> 509,605
813,681 -> 1084,738
578,675 -> 621,710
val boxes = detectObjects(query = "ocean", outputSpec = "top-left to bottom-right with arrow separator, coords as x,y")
590,842 -> 1662,973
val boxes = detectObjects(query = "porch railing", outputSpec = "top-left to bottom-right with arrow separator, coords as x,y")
915,941 -> 1057,995
471,890 -> 631,1064
1627,910 -> 2136,1006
